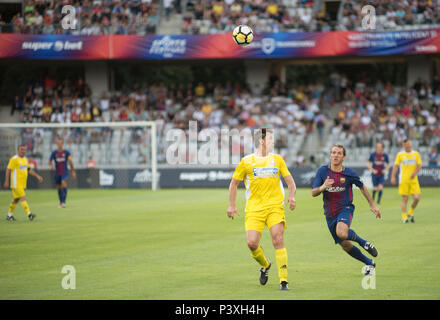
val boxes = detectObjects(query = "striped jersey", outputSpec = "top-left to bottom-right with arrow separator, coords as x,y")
368,152 -> 389,177
312,165 -> 364,218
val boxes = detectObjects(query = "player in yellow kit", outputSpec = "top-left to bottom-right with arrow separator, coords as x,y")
3,145 -> 43,221
391,139 -> 422,223
227,128 -> 297,290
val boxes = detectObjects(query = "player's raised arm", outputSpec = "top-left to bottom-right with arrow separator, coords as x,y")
227,178 -> 240,219
312,175 -> 334,197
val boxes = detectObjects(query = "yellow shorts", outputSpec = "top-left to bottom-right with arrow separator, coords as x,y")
245,207 -> 286,234
398,181 -> 421,196
12,188 -> 26,199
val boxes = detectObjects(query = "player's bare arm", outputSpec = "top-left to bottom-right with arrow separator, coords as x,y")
390,164 -> 399,185
4,168 -> 10,189
48,159 -> 55,171
312,176 -> 334,197
29,168 -> 43,183
360,185 -> 381,218
410,164 -> 422,179
283,175 -> 296,211
68,158 -> 77,179
385,161 -> 392,173
366,161 -> 377,175
227,178 -> 240,219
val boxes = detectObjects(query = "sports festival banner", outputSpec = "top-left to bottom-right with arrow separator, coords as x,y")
0,29 -> 439,60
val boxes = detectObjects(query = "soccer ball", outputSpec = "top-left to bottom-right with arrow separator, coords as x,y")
232,25 -> 253,46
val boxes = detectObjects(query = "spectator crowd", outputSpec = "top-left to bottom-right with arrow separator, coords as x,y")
11,70 -> 440,166
2,0 -> 440,35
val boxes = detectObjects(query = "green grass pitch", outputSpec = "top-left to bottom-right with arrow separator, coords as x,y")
1,187 -> 439,300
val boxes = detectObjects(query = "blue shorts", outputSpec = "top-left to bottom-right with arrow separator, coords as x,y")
54,173 -> 68,185
326,208 -> 354,244
372,175 -> 384,187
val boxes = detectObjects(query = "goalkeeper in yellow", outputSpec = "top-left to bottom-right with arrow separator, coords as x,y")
227,128 -> 297,290
391,139 -> 422,223
4,145 -> 43,221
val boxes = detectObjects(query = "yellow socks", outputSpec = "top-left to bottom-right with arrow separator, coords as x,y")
402,212 -> 408,220
250,246 -> 270,269
8,202 -> 17,215
408,207 -> 414,217
275,248 -> 288,283
21,201 -> 31,215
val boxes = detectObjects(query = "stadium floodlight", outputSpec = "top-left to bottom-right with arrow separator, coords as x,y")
0,121 -> 158,191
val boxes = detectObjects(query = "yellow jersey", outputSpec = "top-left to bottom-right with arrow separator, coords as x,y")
394,151 -> 422,184
7,155 -> 30,189
232,153 -> 291,212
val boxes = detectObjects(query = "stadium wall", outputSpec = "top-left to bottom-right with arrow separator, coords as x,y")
3,166 -> 439,190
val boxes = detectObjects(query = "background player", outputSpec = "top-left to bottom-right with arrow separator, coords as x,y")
4,145 -> 43,221
391,139 -> 422,223
312,144 -> 381,275
49,139 -> 77,208
227,128 -> 297,290
366,141 -> 391,205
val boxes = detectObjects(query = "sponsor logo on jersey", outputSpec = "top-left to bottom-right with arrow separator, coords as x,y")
252,167 -> 279,178
326,186 -> 346,192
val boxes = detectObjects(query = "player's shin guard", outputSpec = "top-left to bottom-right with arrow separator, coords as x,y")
58,189 -> 63,203
21,201 -> 31,215
377,190 -> 383,204
347,246 -> 372,265
348,229 -> 367,247
275,248 -> 288,283
250,246 -> 270,269
63,188 -> 68,203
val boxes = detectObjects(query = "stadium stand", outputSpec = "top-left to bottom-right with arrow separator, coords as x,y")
3,0 -> 161,35
1,1 -> 439,169
11,75 -> 334,167
9,69 -> 440,169
0,0 -> 327,35
182,0 -> 321,34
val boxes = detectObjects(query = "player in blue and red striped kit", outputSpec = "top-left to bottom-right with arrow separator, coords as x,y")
49,139 -> 76,208
366,142 -> 391,205
312,145 -> 381,275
